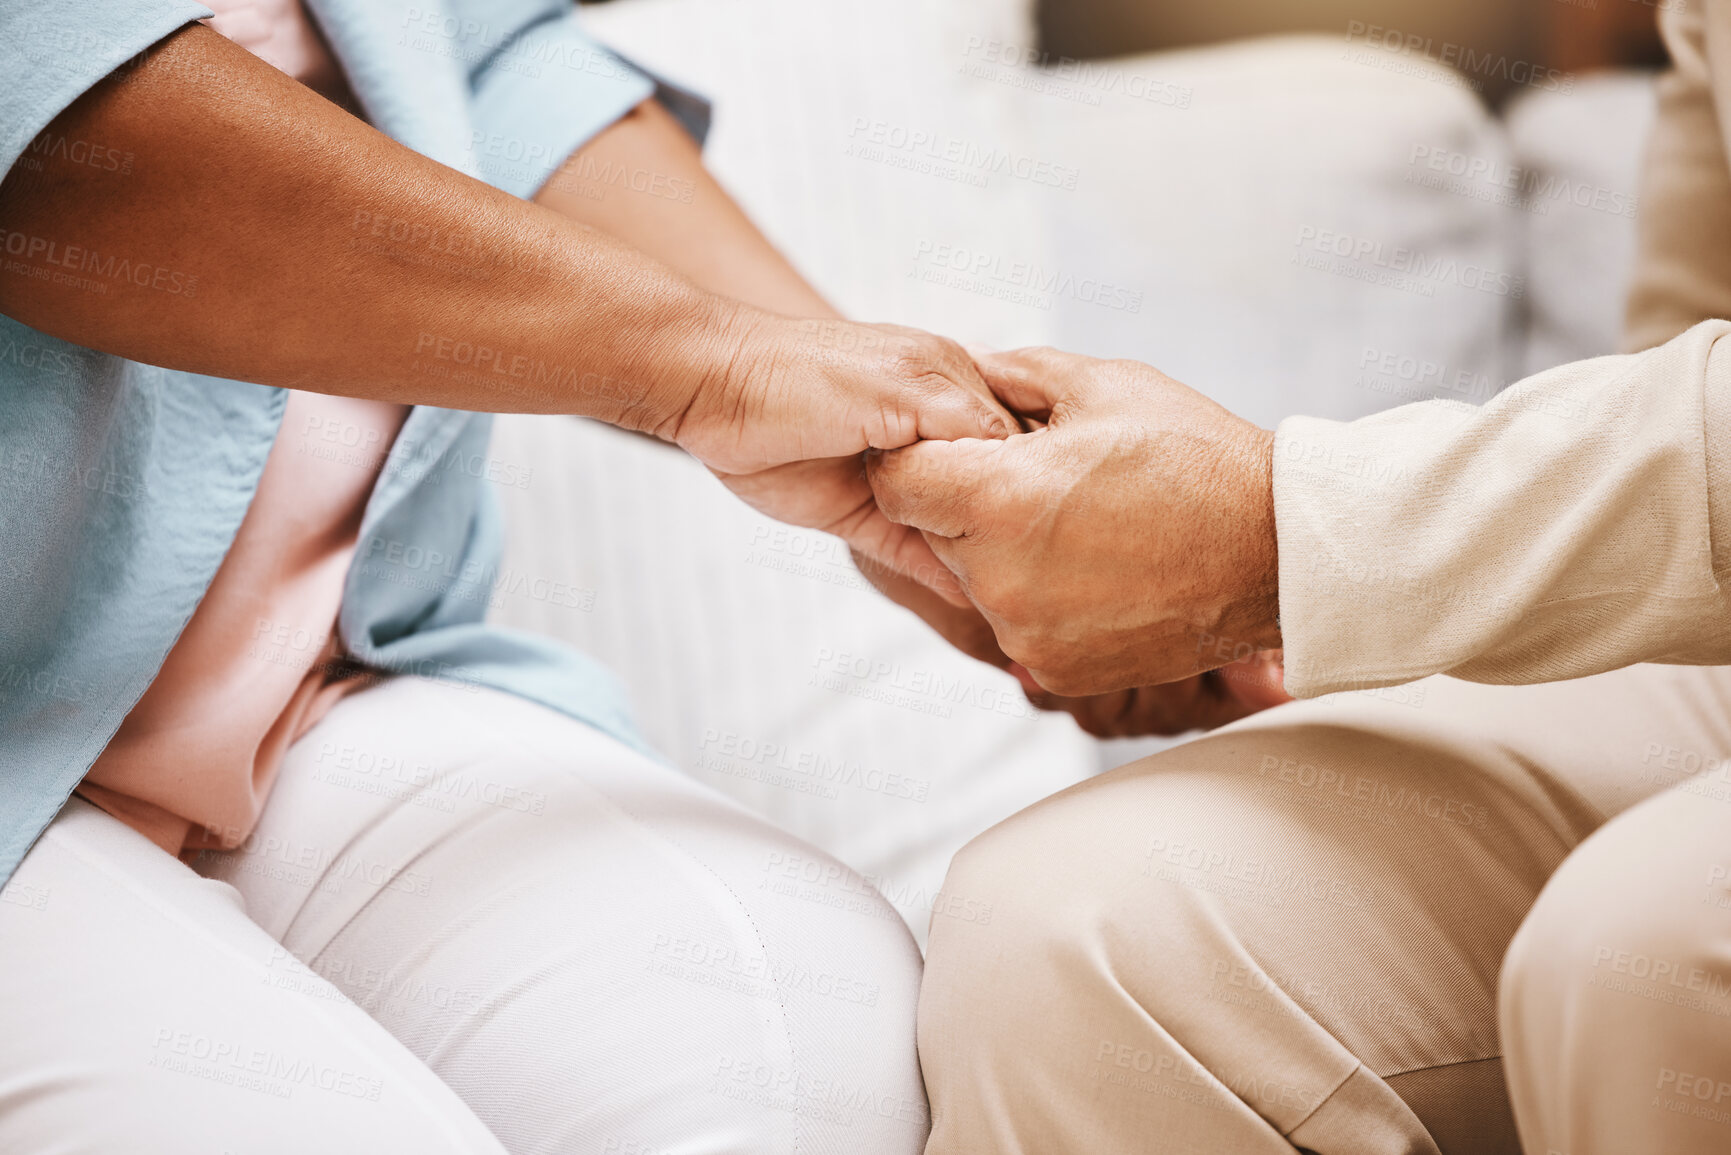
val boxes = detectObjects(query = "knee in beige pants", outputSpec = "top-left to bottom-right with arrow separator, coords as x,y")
919,668 -> 1731,1155
914,675 -> 1648,1155
917,733 -> 1528,1152
1500,783 -> 1731,1155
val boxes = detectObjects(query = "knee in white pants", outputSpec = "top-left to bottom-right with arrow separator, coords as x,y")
724,842 -> 931,1153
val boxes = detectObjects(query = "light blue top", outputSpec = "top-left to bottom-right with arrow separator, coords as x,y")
0,0 -> 696,886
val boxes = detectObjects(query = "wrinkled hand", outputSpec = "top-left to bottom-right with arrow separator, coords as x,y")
867,346 -> 1282,695
673,316 -> 1014,605
855,549 -> 1292,737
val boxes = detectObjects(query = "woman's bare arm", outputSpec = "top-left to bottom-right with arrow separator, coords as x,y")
0,25 -> 754,433
535,97 -> 837,321
0,22 -> 1011,585
0,24 -> 772,434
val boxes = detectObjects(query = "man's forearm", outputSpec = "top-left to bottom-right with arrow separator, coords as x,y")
1274,321 -> 1731,695
0,24 -> 740,432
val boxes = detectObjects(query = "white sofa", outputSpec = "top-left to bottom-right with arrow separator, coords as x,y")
486,0 -> 1657,944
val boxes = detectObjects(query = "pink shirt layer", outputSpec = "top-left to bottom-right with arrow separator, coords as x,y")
80,392 -> 409,856
76,2 -> 395,857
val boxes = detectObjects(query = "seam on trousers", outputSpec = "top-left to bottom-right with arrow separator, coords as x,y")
527,729 -> 808,1155
653,836 -> 804,1155
1382,1054 -> 1504,1082
300,800 -> 503,967
1279,1061 -> 1361,1139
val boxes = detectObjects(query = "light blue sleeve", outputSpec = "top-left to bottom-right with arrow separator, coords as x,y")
0,0 -> 213,181
456,5 -> 710,200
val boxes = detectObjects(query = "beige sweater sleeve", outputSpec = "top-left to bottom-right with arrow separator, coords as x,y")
1272,2 -> 1731,697
1274,324 -> 1731,696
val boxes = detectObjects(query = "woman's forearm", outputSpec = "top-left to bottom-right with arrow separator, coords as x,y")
534,97 -> 839,322
0,24 -> 742,433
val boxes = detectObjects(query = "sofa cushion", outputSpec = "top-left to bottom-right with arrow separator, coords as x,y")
1022,35 -> 1523,428
1505,71 -> 1656,376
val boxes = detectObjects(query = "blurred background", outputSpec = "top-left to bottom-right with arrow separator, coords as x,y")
587,0 -> 1670,106
1037,0 -> 1665,105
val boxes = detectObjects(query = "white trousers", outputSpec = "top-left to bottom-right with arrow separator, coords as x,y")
0,678 -> 927,1154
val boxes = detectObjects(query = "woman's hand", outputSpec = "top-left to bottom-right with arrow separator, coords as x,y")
868,346 -> 1282,693
675,316 -> 1017,603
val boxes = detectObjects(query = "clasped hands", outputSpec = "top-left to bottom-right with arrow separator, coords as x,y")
668,311 -> 1288,738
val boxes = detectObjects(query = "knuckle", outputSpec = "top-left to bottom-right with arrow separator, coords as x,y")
1076,718 -> 1111,739
1039,667 -> 1092,698
972,572 -> 1027,624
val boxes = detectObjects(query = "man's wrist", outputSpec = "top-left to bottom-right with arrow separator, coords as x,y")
1218,425 -> 1283,653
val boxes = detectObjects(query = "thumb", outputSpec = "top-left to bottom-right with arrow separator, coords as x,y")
867,436 -> 1005,539
972,346 -> 1102,423
1221,651 -> 1293,712
855,326 -> 1016,445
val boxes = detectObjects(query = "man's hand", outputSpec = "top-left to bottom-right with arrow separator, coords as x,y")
848,549 -> 1012,666
867,346 -> 1282,695
1008,652 -> 1291,737
858,549 -> 1291,736
674,317 -> 1015,605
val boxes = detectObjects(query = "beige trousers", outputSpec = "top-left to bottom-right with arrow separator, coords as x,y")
918,664 -> 1731,1155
